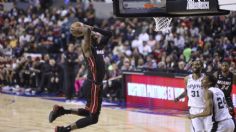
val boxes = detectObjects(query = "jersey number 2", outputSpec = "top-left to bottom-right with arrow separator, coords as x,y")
217,97 -> 226,109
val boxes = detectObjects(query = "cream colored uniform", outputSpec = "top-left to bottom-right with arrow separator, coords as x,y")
187,74 -> 212,132
209,87 -> 234,132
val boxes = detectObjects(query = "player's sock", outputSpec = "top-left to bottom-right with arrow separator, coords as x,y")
63,109 -> 72,114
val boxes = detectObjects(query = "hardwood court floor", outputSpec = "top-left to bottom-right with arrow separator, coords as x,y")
0,93 -> 191,132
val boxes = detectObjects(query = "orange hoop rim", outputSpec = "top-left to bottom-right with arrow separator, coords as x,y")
144,3 -> 158,9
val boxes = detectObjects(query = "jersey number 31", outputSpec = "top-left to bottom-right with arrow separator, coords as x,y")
191,91 -> 200,97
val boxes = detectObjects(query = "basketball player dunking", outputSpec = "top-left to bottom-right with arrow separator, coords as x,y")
189,74 -> 235,132
174,59 -> 212,132
48,22 -> 112,132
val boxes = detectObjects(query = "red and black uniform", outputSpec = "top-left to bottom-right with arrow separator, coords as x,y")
215,71 -> 234,115
75,28 -> 111,128
83,46 -> 105,114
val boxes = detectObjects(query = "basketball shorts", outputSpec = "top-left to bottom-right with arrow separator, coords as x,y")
211,118 -> 235,132
189,107 -> 213,132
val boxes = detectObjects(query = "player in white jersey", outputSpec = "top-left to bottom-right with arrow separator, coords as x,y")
189,74 -> 235,132
175,59 -> 212,132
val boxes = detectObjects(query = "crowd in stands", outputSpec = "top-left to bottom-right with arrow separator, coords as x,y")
0,1 -> 236,101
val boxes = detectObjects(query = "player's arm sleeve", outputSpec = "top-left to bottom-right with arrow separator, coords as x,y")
93,27 -> 112,45
192,90 -> 213,118
93,28 -> 112,38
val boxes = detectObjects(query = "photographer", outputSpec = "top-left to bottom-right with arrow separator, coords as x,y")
30,57 -> 41,92
38,54 -> 51,93
62,44 -> 78,102
22,56 -> 33,88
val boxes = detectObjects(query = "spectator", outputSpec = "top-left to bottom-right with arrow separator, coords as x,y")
47,59 -> 63,93
62,44 -> 78,102
144,54 -> 157,70
38,54 -> 51,93
121,58 -> 133,71
183,43 -> 191,62
131,35 -> 142,49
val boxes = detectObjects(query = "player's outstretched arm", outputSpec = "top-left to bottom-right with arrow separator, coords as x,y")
174,76 -> 188,102
174,89 -> 187,102
188,90 -> 213,119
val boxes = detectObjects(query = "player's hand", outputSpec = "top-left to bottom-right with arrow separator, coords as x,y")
229,107 -> 235,116
84,24 -> 94,30
82,26 -> 91,35
187,114 -> 195,119
174,98 -> 179,102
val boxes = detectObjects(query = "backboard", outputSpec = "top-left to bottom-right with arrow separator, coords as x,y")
113,0 -> 230,17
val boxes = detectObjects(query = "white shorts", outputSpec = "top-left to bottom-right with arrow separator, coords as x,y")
189,107 -> 213,132
211,118 -> 235,132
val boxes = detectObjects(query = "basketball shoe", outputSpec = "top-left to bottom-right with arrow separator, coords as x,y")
49,105 -> 65,123
55,126 -> 70,132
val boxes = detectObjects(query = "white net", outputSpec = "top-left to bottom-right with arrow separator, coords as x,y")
153,17 -> 172,32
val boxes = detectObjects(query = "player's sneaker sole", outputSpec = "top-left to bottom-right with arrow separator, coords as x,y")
49,105 -> 64,123
55,126 -> 69,132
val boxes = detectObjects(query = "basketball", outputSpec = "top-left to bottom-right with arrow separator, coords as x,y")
70,22 -> 84,37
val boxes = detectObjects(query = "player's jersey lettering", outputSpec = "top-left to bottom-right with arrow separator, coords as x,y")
188,84 -> 202,89
216,72 -> 233,96
217,80 -> 231,85
96,50 -> 104,55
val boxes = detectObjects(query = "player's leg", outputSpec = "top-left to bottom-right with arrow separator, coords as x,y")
189,108 -> 205,132
83,53 -> 101,113
75,113 -> 100,128
203,114 -> 213,132
55,113 -> 100,132
55,93 -> 102,132
82,79 -> 92,111
213,119 -> 235,132
224,119 -> 235,132
226,97 -> 236,132
87,83 -> 102,114
49,79 -> 92,123
49,105 -> 91,123
191,118 -> 205,132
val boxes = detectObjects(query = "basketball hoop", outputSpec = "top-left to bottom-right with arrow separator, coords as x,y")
143,2 -> 172,33
153,17 -> 172,32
